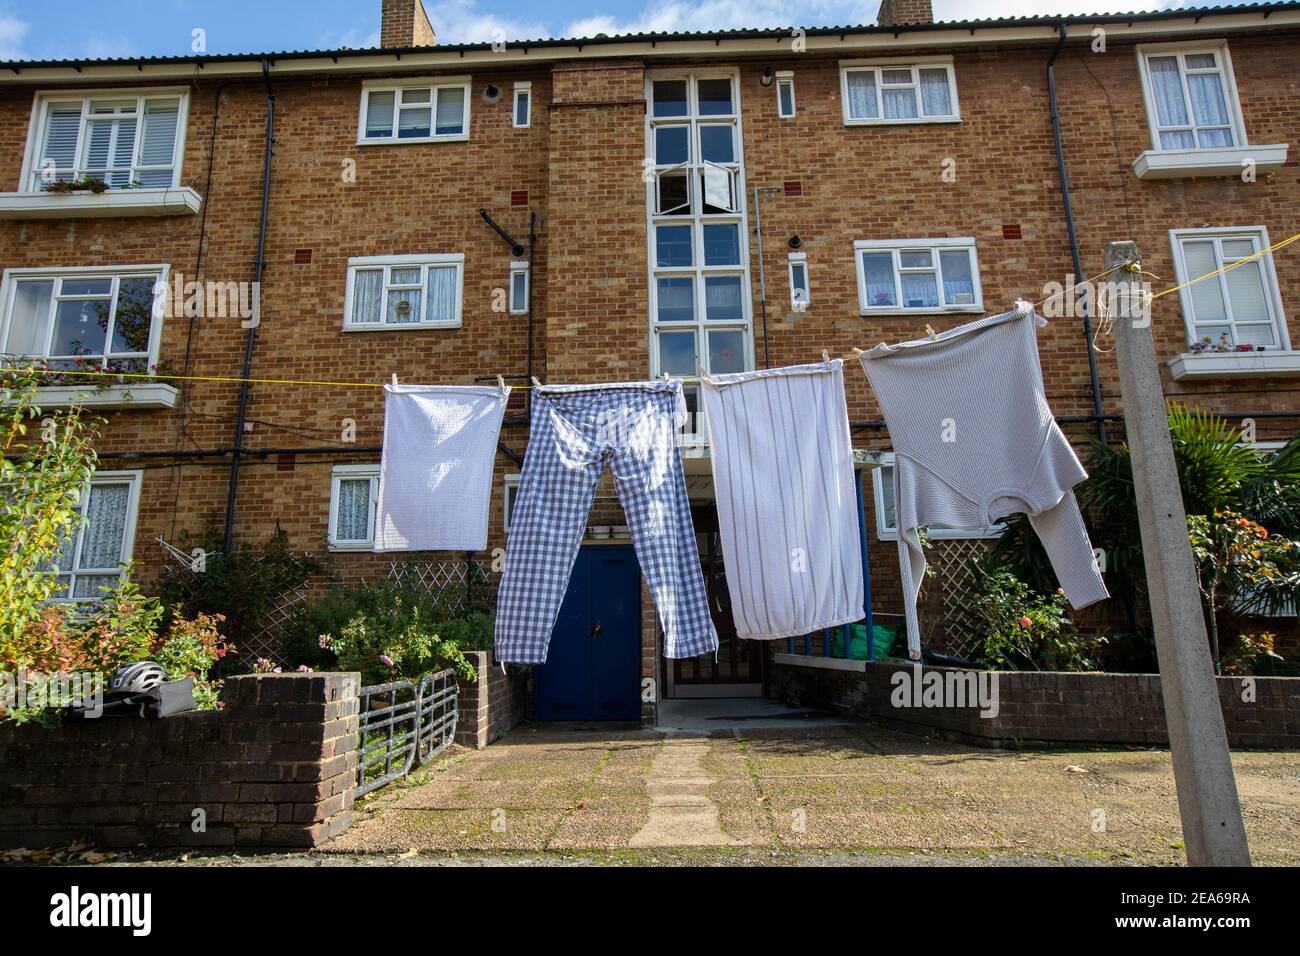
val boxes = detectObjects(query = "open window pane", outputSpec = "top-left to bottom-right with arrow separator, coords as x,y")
702,223 -> 740,265
656,169 -> 690,215
656,277 -> 695,322
700,164 -> 735,213
704,276 -> 744,322
656,225 -> 693,267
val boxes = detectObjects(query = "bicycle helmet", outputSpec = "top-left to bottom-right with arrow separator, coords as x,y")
108,661 -> 167,695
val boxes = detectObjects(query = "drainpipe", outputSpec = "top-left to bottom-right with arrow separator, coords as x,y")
222,60 -> 276,551
1047,23 -> 1108,444
751,184 -> 781,369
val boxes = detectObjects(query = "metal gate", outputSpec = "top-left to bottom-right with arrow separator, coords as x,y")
356,670 -> 458,797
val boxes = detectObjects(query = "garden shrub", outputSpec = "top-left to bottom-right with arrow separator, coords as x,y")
970,563 -> 1106,672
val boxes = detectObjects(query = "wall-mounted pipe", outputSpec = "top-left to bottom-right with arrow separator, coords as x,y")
222,59 -> 275,551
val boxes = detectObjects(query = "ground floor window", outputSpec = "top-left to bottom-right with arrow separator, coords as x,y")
42,470 -> 142,600
871,453 -> 1004,541
329,464 -> 379,550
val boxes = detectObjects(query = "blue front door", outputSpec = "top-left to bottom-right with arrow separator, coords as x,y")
534,545 -> 642,721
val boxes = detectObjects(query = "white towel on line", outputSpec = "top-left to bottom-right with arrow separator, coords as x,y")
701,360 -> 865,640
373,382 -> 509,552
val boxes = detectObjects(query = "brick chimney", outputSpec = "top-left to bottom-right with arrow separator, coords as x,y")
876,0 -> 934,26
380,0 -> 437,48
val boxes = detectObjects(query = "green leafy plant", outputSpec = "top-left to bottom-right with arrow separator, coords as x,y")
1219,632 -> 1285,677
0,370 -> 102,661
318,588 -> 477,685
970,562 -> 1105,672
40,176 -> 109,194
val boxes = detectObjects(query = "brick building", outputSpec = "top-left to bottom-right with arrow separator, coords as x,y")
1,1 -> 1296,721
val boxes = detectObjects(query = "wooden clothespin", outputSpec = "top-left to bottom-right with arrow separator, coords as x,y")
925,324 -> 939,341
497,374 -> 506,391
530,376 -> 542,388
821,349 -> 831,364
852,347 -> 865,356
391,373 -> 399,387
661,371 -> 670,381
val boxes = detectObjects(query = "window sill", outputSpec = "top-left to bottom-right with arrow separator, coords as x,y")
0,186 -> 203,220
843,117 -> 961,127
1167,351 -> 1300,380
1131,144 -> 1288,180
342,321 -> 462,332
355,134 -> 469,146
328,542 -> 375,553
17,383 -> 180,409
858,305 -> 983,317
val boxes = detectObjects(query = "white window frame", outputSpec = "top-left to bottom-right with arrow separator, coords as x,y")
512,82 -> 532,129
840,57 -> 960,126
19,87 -> 190,194
508,262 -> 529,315
357,76 -> 471,145
328,464 -> 379,551
788,252 -> 809,311
871,454 -> 1003,542
503,473 -> 521,533
645,69 -> 755,431
1168,226 -> 1290,353
853,238 -> 983,315
1136,40 -> 1247,153
343,253 -> 464,331
47,470 -> 143,602
775,71 -> 795,119
0,264 -> 168,372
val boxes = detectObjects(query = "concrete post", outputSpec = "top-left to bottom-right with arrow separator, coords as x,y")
1105,241 -> 1251,866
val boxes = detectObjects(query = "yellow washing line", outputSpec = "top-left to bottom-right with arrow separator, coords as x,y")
7,229 -> 1298,393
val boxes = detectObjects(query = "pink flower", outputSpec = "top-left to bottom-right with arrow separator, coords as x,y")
379,655 -> 395,667
296,665 -> 313,673
318,633 -> 333,650
1019,616 -> 1032,629
1056,587 -> 1065,596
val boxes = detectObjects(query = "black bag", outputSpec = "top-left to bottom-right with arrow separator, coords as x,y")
66,678 -> 196,720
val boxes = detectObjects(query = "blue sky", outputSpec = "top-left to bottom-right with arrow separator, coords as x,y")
0,1 -> 1249,61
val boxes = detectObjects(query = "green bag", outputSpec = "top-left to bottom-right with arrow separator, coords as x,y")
830,622 -> 899,660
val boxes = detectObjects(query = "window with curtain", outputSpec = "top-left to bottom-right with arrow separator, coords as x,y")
842,61 -> 958,124
854,239 -> 982,313
26,91 -> 185,192
872,455 -> 1003,541
1172,228 -> 1286,351
329,466 -> 379,549
513,83 -> 531,128
1142,46 -> 1239,150
37,472 -> 141,601
360,80 -> 470,143
0,269 -> 162,375
344,256 -> 464,329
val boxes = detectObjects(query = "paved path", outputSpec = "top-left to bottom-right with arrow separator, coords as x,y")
324,721 -> 1300,866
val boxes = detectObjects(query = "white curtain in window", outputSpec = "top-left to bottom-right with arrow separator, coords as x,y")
882,88 -> 917,120
939,250 -> 975,303
426,266 -> 457,322
900,273 -> 938,308
336,478 -> 371,541
1183,241 -> 1227,322
5,279 -> 53,355
846,72 -> 878,119
387,288 -> 422,324
78,483 -> 129,570
919,69 -> 951,116
1187,72 -> 1232,146
861,253 -> 895,306
1148,56 -> 1196,148
1224,260 -> 1271,326
351,270 -> 382,324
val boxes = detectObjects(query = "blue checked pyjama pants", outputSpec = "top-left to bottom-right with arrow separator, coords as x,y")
494,381 -> 718,665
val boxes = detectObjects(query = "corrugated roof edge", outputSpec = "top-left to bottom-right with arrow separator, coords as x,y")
2,3 -> 1297,70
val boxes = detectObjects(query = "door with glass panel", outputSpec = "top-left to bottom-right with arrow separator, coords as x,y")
646,71 -> 753,437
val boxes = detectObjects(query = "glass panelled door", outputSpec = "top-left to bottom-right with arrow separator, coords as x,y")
646,70 -> 754,437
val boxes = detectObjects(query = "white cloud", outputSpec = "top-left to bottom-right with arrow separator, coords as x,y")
422,0 -> 550,44
0,13 -> 29,59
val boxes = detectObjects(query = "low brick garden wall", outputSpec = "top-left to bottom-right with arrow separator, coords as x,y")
457,651 -> 528,749
771,656 -> 1300,749
0,672 -> 360,850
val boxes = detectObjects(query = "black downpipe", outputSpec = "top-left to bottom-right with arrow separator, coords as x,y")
1048,23 -> 1108,444
222,61 -> 275,551
527,211 -> 536,388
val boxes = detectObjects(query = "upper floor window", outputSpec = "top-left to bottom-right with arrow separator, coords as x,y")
872,454 -> 1003,541
343,254 -> 464,330
776,72 -> 795,118
22,89 -> 188,192
1137,42 -> 1244,150
840,58 -> 959,125
359,77 -> 470,144
508,263 -> 529,314
329,464 -> 379,550
513,82 -> 531,128
1170,227 -> 1289,352
43,471 -> 142,601
0,266 -> 164,376
854,238 -> 982,314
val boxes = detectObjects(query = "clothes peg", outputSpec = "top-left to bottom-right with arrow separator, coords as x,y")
391,373 -> 399,387
531,376 -> 542,388
497,374 -> 506,391
1013,299 -> 1033,317
852,347 -> 865,357
821,349 -> 831,364
925,324 -> 939,341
